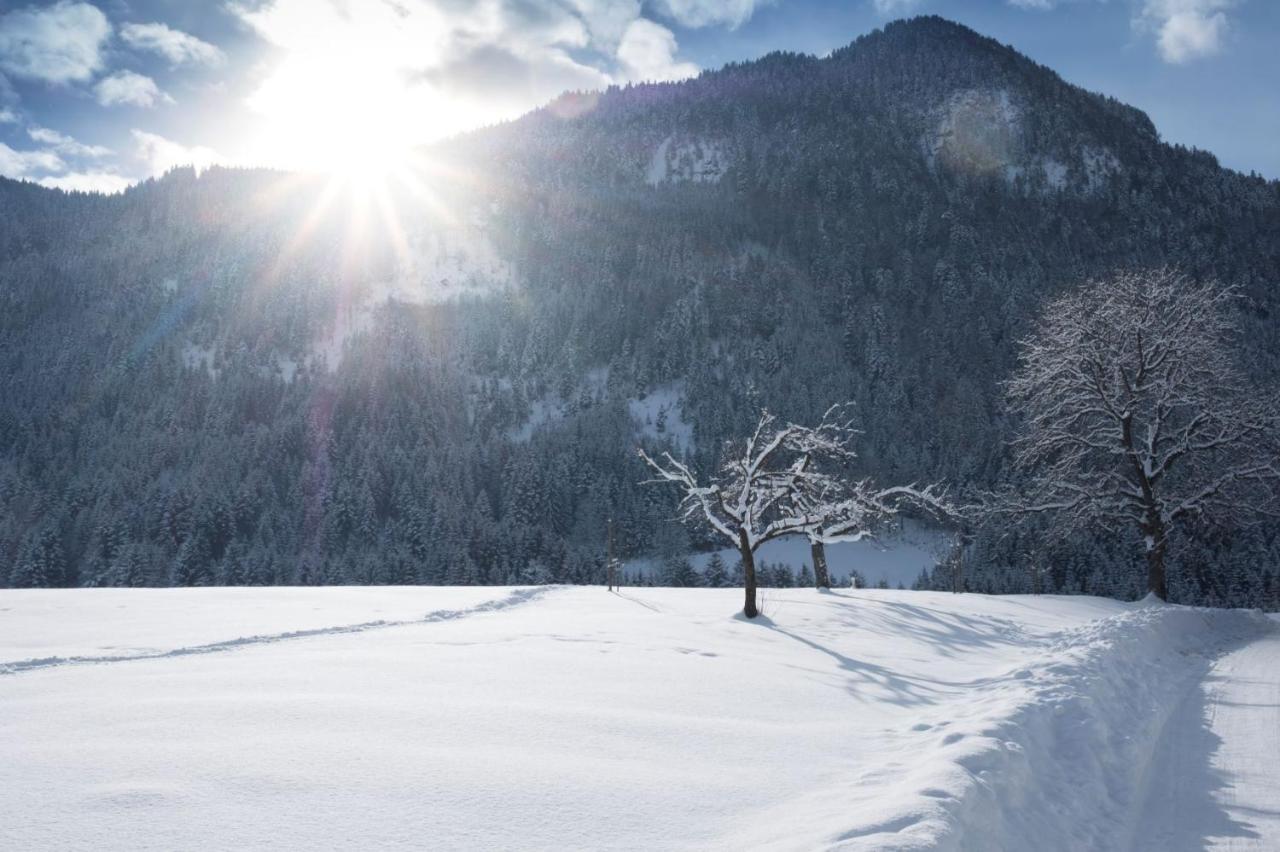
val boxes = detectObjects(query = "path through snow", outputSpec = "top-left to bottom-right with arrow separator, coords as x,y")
1134,625 -> 1280,851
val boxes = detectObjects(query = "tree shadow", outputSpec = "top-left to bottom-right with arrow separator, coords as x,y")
776,592 -> 1032,662
610,590 -> 661,613
759,619 -> 941,706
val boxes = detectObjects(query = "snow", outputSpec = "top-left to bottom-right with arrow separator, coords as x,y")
383,222 -> 513,305
629,382 -> 694,451
311,218 -> 513,371
646,134 -> 673,185
180,343 -> 217,378
927,89 -> 1020,177
275,354 -> 298,383
646,134 -> 729,186
0,586 -> 516,665
2,586 -> 1275,850
1132,627 -> 1280,850
507,395 -> 562,442
506,370 -> 610,442
1082,145 -> 1122,192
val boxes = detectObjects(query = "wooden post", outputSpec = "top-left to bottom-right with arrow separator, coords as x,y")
953,526 -> 971,594
606,517 -> 616,592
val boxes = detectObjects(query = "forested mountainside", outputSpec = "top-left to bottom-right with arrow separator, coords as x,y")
2,16 -> 1279,605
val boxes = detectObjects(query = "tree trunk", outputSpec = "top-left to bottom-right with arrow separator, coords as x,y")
810,539 -> 831,589
738,530 -> 758,618
1146,524 -> 1169,601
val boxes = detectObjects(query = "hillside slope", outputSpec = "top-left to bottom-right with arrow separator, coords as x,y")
1,17 -> 1279,603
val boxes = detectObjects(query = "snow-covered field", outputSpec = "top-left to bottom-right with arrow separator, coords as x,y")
1,587 -> 1276,851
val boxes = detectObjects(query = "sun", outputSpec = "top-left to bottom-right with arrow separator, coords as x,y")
241,41 -> 479,187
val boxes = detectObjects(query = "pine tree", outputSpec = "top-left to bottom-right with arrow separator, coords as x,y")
704,552 -> 730,588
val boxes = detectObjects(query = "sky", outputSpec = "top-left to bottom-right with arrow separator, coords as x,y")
0,0 -> 1276,194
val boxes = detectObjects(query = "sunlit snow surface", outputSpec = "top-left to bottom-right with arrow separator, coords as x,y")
1,587 -> 1275,850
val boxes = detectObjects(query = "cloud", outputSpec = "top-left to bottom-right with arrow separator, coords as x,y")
871,0 -> 925,12
1142,0 -> 1234,63
132,129 -> 226,176
0,108 -> 18,124
227,0 -> 744,168
0,1 -> 111,84
616,19 -> 699,82
28,126 -> 112,158
121,22 -> 225,66
650,0 -> 768,29
0,141 -> 64,178
95,71 -> 172,108
1015,0 -> 1236,64
38,170 -> 131,194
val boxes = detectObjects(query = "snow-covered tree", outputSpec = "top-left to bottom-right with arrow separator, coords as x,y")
999,270 -> 1280,600
640,407 -> 859,616
795,482 -> 952,589
640,405 -> 946,615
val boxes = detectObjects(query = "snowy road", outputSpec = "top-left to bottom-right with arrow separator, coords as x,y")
1134,624 -> 1280,851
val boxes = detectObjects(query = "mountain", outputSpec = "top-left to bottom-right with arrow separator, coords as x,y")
2,16 -> 1278,604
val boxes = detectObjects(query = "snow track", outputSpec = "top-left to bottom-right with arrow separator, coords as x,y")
1132,624 -> 1280,850
882,604 -> 1277,852
0,586 -> 553,677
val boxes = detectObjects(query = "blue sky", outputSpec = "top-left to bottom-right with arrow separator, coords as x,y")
0,0 -> 1275,193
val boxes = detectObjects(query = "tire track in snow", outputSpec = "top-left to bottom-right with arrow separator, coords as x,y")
0,586 -> 557,677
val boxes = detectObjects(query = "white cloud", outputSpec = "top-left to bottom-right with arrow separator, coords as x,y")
28,126 -> 112,158
651,0 -> 768,29
132,129 -> 226,176
0,141 -> 64,178
95,71 -> 172,108
616,19 -> 699,82
0,108 -> 18,124
226,0 -> 735,169
871,0 -> 925,12
121,22 -> 225,66
38,170 -> 131,194
1142,0 -> 1234,63
0,1 -> 111,84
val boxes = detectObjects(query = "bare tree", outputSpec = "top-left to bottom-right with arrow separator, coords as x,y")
797,483 -> 952,589
640,406 -> 948,614
639,407 -> 857,617
1001,270 -> 1280,600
